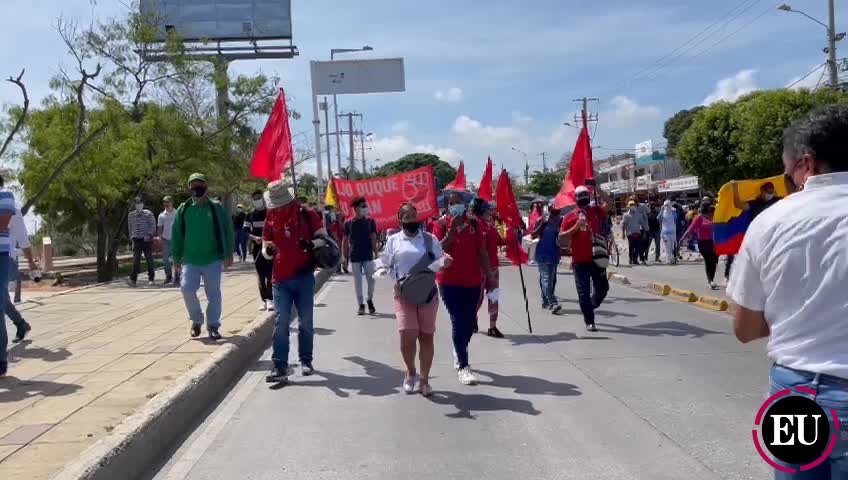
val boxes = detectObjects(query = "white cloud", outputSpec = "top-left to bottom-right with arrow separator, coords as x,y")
434,87 -> 464,103
391,121 -> 410,133
452,115 -> 524,147
703,69 -> 759,105
369,135 -> 462,166
606,96 -> 661,128
512,111 -> 533,125
787,64 -> 827,91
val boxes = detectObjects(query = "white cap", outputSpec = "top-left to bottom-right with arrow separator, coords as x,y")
575,186 -> 590,196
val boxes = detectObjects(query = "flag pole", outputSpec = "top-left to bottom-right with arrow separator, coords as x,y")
514,227 -> 533,333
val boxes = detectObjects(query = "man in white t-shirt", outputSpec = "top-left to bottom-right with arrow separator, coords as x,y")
727,105 -> 848,478
157,196 -> 178,285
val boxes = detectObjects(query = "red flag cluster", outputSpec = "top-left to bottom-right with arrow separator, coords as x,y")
250,89 -> 293,181
495,169 -> 528,266
553,126 -> 594,209
444,161 -> 467,191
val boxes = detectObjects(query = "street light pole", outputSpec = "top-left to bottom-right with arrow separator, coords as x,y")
828,0 -> 839,87
512,147 -> 529,184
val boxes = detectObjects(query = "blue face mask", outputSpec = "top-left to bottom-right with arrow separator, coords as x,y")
448,204 -> 466,217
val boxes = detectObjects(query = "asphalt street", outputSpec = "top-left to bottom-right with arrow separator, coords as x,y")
149,263 -> 771,480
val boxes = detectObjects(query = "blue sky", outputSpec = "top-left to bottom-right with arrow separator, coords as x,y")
0,0 -> 843,185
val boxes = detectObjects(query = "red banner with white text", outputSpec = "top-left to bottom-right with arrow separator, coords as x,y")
332,166 -> 438,231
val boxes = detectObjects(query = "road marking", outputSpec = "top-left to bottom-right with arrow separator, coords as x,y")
159,278 -> 337,480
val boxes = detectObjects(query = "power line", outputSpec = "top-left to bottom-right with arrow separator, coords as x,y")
786,63 -> 827,89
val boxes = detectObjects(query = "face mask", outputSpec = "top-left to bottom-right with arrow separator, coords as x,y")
402,222 -> 420,235
763,192 -> 775,201
359,207 -> 369,216
192,185 -> 207,198
576,197 -> 590,208
253,199 -> 265,209
135,203 -> 143,211
448,204 -> 466,217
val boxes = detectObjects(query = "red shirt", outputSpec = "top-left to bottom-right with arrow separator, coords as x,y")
432,215 -> 486,287
483,222 -> 501,268
561,206 -> 607,264
263,203 -> 321,282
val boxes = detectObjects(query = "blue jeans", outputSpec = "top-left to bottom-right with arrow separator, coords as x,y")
272,274 -> 315,369
10,257 -> 20,303
573,262 -> 609,325
770,365 -> 848,479
440,284 -> 481,370
234,229 -> 248,260
0,255 -> 12,371
537,262 -> 559,307
180,261 -> 223,328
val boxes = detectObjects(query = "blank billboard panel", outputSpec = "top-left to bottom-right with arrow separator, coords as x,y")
312,58 -> 406,96
140,0 -> 293,42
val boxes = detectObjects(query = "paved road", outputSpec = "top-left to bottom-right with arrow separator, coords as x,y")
150,264 -> 771,480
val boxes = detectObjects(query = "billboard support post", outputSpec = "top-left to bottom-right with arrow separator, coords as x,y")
310,65 -> 324,199
322,97 -> 333,179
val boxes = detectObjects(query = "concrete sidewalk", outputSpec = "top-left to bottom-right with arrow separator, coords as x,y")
0,263 -> 267,480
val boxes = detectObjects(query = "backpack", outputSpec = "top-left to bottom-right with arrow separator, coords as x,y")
298,206 -> 341,271
397,232 -> 437,305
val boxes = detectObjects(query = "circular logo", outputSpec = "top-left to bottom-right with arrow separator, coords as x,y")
753,388 -> 838,474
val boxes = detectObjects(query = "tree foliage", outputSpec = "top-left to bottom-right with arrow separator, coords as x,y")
676,88 -> 848,191
373,153 -> 458,189
526,170 -> 563,197
663,106 -> 704,157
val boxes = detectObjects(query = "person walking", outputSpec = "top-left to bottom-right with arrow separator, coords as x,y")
157,196 -> 178,285
471,199 -> 504,338
378,203 -> 446,396
245,189 -> 274,311
658,200 -> 678,264
172,173 -> 234,341
531,201 -> 563,313
232,204 -> 248,263
323,205 -> 344,273
263,181 -> 326,383
647,203 -> 661,263
343,197 -> 378,315
432,192 -> 495,385
5,206 -> 38,344
728,105 -> 848,479
0,179 -> 19,377
681,202 -> 719,289
559,186 -> 610,332
621,200 -> 647,265
127,195 -> 157,287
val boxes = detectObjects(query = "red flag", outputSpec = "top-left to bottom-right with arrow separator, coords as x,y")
444,161 -> 467,191
553,127 -> 594,209
251,90 -> 293,181
478,157 -> 493,202
495,169 -> 527,265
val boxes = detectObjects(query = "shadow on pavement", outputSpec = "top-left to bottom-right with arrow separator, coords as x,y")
313,327 -> 336,336
561,309 -> 637,319
427,391 -> 542,419
0,377 -> 82,402
597,321 -> 725,338
475,369 -> 581,397
7,343 -> 72,363
506,332 -> 611,346
606,296 -> 663,304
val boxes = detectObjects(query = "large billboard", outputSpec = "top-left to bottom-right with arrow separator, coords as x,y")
140,0 -> 293,42
311,58 -> 406,96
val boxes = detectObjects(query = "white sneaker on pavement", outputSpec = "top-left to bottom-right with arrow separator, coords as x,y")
709,281 -> 720,290
402,374 -> 418,394
267,303 -> 275,311
259,300 -> 268,311
148,280 -> 156,287
458,367 -> 477,385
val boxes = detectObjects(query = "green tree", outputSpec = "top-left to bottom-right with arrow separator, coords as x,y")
526,170 -> 563,197
372,153 -> 458,189
676,102 -> 739,192
663,106 -> 704,157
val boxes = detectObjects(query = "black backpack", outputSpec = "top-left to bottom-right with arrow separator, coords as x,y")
397,232 -> 437,305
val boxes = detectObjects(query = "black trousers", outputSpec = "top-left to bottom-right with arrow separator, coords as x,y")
573,262 -> 609,325
131,238 -> 155,282
255,254 -> 273,301
627,234 -> 641,264
698,240 -> 719,283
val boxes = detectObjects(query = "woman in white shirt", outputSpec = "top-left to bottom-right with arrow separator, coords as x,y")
378,203 -> 447,397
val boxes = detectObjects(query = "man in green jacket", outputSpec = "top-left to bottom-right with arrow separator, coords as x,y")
172,173 -> 234,340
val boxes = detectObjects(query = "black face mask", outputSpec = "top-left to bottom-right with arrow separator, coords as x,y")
192,185 -> 208,198
576,197 -> 590,208
402,222 -> 420,235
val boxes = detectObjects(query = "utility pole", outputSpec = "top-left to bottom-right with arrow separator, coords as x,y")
573,97 -> 599,131
321,97 -> 332,178
337,112 -> 364,178
539,152 -> 548,173
524,162 -> 529,184
828,0 -> 839,88
360,131 -> 367,174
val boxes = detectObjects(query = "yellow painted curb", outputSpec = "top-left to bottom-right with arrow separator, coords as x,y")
648,282 -> 671,296
669,288 -> 698,303
698,295 -> 729,311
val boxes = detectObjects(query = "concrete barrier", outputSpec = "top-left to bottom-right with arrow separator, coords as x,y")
647,282 -> 671,296
54,268 -> 335,480
698,295 -> 729,312
608,272 -> 631,285
669,287 -> 698,303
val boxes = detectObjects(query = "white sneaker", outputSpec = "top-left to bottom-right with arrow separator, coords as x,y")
458,367 -> 477,385
267,303 -> 275,311
402,374 -> 418,394
709,281 -> 719,290
148,280 -> 156,287
259,300 -> 268,311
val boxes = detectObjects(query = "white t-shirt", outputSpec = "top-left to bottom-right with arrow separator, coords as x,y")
9,212 -> 29,259
158,209 -> 177,241
727,172 -> 848,379
378,230 -> 444,281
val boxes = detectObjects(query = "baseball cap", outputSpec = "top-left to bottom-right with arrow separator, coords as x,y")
188,173 -> 207,184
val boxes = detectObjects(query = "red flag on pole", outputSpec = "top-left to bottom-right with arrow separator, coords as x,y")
495,169 -> 527,265
250,89 -> 293,181
478,157 -> 493,202
444,161 -> 467,191
553,127 -> 594,209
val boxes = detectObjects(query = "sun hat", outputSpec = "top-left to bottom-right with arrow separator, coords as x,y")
264,180 -> 294,209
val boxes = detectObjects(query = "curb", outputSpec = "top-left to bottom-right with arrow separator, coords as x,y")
53,268 -> 335,480
669,287 -> 698,303
607,271 -> 631,285
647,282 -> 671,296
696,295 -> 729,312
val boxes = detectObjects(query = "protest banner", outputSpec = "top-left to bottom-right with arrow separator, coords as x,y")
332,166 -> 438,231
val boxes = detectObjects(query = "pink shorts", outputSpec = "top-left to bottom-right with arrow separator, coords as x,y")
393,289 -> 439,334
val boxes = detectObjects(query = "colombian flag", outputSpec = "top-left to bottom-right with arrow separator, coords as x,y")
713,175 -> 790,255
